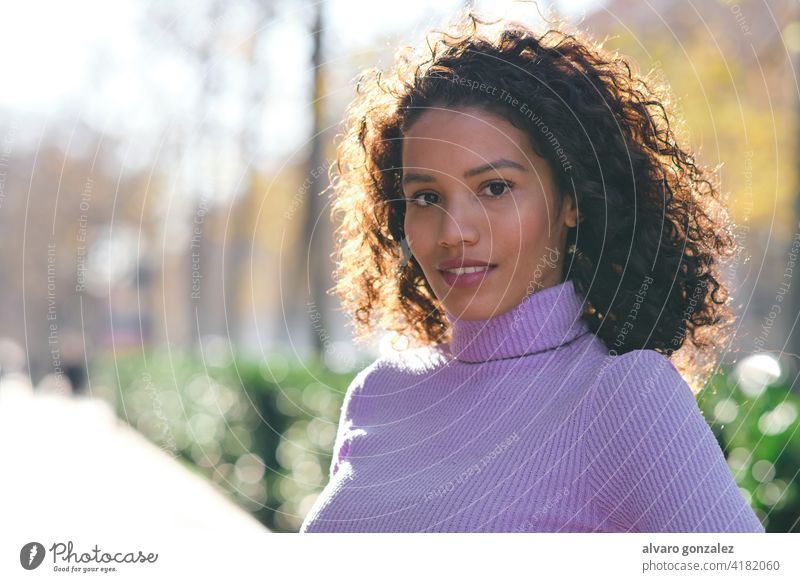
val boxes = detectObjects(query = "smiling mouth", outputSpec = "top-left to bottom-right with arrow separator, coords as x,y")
438,265 -> 495,275
438,264 -> 497,288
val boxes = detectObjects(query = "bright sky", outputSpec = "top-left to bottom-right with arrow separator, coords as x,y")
0,0 -> 602,160
0,0 -> 138,111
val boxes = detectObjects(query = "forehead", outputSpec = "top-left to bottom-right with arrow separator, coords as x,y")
401,107 -> 533,165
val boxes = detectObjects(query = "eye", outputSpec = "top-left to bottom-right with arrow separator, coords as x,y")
480,180 -> 513,198
408,191 -> 440,207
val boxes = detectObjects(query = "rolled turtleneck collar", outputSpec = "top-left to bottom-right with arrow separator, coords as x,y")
444,279 -> 592,363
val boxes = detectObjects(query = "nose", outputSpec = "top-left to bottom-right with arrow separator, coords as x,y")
438,193 -> 481,248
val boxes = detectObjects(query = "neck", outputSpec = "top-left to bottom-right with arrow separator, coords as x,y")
444,279 -> 591,363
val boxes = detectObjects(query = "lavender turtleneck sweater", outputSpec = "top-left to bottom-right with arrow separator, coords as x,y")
300,280 -> 764,533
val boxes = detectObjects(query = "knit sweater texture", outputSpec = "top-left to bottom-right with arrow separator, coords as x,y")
300,279 -> 765,533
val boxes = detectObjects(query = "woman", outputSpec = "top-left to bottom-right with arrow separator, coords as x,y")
300,10 -> 764,533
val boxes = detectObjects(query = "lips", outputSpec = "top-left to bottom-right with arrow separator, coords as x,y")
437,258 -> 495,271
439,260 -> 495,288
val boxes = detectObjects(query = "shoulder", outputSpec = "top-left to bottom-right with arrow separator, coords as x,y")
340,344 -> 450,412
590,349 -> 697,424
586,348 -> 708,462
584,350 -> 762,532
367,343 -> 450,382
596,349 -> 686,394
340,357 -> 386,403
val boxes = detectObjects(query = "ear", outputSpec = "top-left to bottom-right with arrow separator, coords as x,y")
561,194 -> 578,228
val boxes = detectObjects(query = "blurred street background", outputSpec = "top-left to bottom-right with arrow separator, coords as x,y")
0,0 -> 798,532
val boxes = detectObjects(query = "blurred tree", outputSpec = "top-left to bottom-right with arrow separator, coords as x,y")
143,0 -> 278,351
0,127 -> 151,385
298,1 -> 332,361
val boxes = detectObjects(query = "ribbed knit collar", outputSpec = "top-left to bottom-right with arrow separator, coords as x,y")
444,279 -> 591,363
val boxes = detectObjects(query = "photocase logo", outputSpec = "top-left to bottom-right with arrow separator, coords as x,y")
20,542 -> 46,570
17,540 -> 158,574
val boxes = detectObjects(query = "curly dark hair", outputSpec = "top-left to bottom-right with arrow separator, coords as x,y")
328,8 -> 737,391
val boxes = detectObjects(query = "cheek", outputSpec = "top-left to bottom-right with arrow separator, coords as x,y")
493,204 -> 551,253
404,214 -> 432,256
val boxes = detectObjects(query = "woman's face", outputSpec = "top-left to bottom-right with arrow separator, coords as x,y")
401,106 -> 577,321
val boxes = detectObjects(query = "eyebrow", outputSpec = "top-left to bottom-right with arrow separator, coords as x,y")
401,158 -> 529,186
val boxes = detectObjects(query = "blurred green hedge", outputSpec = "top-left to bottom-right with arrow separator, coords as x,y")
697,370 -> 800,532
92,347 -> 358,532
92,348 -> 799,532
